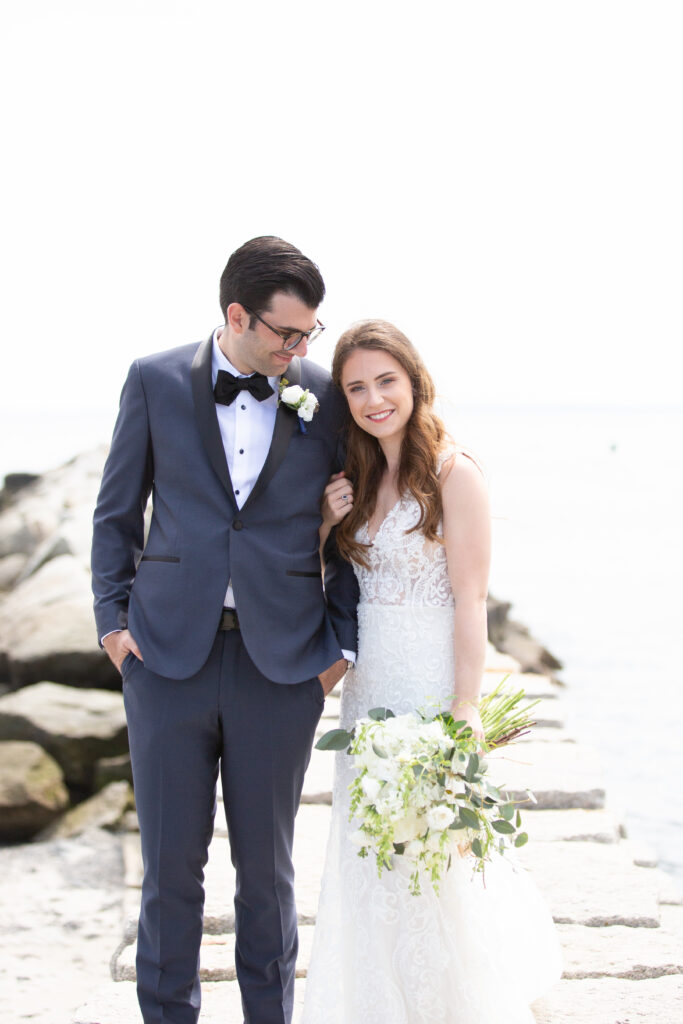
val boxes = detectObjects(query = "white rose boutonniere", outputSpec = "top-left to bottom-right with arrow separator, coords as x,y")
279,379 -> 320,433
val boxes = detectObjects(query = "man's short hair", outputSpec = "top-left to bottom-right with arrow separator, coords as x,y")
219,236 -> 325,321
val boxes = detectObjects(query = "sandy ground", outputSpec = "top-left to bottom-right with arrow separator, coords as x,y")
0,828 -> 126,1024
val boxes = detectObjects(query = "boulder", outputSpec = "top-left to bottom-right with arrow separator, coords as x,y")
0,555 -> 118,688
37,781 -> 134,841
0,502 -> 60,559
0,681 -> 128,791
94,752 -> 133,790
0,740 -> 69,840
0,553 -> 27,591
487,595 -> 563,676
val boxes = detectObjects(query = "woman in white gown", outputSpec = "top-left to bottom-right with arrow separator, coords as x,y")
302,321 -> 562,1023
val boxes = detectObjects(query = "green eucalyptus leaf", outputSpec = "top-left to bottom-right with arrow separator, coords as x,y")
471,837 -> 483,858
491,819 -> 516,835
449,817 -> 467,830
393,842 -> 406,854
368,707 -> 395,721
372,742 -> 388,758
459,806 -> 480,829
514,832 -> 529,848
500,803 -> 515,821
315,729 -> 353,751
465,753 -> 479,782
516,809 -> 522,828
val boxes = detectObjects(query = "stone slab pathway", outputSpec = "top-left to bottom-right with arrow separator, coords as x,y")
74,656 -> 683,1023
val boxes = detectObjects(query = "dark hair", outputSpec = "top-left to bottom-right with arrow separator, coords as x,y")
219,236 -> 325,321
332,319 -> 448,567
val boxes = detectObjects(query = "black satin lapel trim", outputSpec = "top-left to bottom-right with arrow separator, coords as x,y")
191,337 -> 237,509
241,357 -> 302,512
283,356 -> 301,388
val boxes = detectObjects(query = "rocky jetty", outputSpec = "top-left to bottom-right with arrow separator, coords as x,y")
4,451 -> 680,1021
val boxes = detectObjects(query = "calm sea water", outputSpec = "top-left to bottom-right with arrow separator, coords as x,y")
2,404 -> 682,883
451,404 -> 683,885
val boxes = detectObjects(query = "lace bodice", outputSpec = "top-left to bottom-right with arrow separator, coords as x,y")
353,449 -> 455,609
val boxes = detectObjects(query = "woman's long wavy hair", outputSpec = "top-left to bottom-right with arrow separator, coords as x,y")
332,320 -> 448,567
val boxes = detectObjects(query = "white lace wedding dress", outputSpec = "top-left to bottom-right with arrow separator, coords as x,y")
301,451 -> 562,1024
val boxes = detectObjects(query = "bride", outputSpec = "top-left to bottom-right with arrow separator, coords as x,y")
303,320 -> 562,1023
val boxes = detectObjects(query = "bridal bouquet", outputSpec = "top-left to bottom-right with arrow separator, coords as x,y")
316,681 -> 537,895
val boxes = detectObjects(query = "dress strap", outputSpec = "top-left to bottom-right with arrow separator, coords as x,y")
437,444 -> 485,478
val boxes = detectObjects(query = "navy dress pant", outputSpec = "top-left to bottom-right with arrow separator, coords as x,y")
122,629 -> 325,1024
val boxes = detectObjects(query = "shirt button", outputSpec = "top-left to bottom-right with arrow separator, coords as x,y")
235,489 -> 240,496
240,404 -> 246,410
233,519 -> 243,531
239,448 -> 244,454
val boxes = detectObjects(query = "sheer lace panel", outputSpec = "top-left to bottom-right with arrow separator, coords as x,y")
353,447 -> 460,609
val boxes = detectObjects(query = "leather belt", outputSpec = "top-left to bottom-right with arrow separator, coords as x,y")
218,608 -> 240,631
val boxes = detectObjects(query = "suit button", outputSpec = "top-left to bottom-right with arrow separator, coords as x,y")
233,519 -> 243,531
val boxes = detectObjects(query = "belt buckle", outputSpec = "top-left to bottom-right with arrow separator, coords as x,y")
220,608 -> 239,631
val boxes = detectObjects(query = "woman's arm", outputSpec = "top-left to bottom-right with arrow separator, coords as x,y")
441,454 -> 491,741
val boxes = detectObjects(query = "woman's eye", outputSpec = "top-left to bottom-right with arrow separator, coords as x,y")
379,377 -> 395,385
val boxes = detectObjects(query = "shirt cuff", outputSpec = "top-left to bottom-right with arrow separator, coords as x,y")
100,629 -> 122,644
341,649 -> 356,665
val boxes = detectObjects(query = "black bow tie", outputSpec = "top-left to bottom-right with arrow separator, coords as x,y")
214,370 -> 274,406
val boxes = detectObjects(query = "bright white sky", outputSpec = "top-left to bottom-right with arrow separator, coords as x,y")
1,0 -> 681,475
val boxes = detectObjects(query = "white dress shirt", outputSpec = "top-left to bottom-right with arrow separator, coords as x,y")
211,330 -> 279,607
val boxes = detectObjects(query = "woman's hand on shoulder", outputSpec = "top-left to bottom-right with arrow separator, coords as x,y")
321,472 -> 354,528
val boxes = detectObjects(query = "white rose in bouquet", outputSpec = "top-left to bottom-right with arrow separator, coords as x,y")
426,805 -> 456,832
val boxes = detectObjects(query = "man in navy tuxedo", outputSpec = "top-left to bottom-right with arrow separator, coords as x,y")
91,236 -> 358,1024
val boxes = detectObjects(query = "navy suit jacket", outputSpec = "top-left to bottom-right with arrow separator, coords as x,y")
91,336 -> 359,682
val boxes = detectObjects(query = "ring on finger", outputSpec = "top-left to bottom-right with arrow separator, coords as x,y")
341,494 -> 349,504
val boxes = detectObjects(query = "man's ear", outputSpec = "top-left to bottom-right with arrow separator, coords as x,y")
226,302 -> 250,335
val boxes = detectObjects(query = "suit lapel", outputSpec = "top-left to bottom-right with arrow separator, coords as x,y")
241,357 -> 302,512
191,337 -> 238,510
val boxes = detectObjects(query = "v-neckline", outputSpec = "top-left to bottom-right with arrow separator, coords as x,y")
364,496 -> 403,545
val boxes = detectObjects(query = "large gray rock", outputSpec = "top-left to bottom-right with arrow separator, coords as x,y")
0,553 -> 27,591
0,681 -> 128,790
38,781 -> 134,841
0,740 -> 69,840
0,501 -> 60,560
0,448 -> 121,689
0,555 -> 117,688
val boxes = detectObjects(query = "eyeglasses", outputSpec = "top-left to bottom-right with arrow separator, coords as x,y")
242,304 -> 326,352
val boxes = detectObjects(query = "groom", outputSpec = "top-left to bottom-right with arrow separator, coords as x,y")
91,236 -> 358,1024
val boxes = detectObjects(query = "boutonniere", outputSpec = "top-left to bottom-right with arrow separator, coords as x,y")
278,379 -> 320,433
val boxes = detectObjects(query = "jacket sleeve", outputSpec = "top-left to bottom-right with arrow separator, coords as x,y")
322,525 -> 359,655
91,360 -> 154,643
